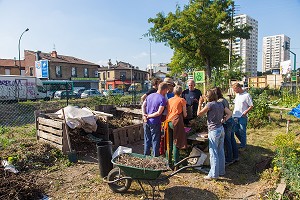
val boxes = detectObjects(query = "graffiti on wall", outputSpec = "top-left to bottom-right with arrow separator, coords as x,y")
0,79 -> 36,100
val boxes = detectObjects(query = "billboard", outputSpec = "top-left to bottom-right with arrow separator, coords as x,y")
280,60 -> 291,75
35,60 -> 49,78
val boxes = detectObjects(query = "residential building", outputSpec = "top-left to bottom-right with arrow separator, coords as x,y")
224,14 -> 258,76
231,14 -> 258,77
98,60 -> 148,91
0,59 -> 25,75
153,70 -> 167,80
1,50 -> 100,89
24,50 -> 100,89
146,63 -> 170,77
262,34 -> 290,73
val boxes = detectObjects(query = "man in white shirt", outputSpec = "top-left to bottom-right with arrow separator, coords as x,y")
232,83 -> 253,150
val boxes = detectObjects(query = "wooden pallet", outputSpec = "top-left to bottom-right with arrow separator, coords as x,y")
36,117 -> 71,153
112,124 -> 144,146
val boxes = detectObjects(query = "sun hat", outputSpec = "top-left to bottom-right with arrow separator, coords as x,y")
163,77 -> 175,86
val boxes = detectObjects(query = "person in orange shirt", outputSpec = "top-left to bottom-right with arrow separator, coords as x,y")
165,85 -> 187,165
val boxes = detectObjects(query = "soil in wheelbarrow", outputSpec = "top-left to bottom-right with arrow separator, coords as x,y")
115,154 -> 169,170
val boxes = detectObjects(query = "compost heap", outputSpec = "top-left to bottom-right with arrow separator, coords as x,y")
0,169 -> 44,200
115,154 -> 169,170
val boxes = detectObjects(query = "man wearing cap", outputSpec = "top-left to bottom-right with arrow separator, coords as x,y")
181,79 -> 202,125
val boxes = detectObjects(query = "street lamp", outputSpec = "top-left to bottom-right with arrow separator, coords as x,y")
18,28 -> 29,75
140,38 -> 152,79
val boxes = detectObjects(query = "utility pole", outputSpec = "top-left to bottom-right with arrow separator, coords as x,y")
228,2 -> 234,68
283,41 -> 297,91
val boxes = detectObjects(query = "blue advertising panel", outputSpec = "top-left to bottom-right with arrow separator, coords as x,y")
35,60 -> 49,78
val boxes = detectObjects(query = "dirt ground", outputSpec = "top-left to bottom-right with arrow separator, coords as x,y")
26,139 -> 274,200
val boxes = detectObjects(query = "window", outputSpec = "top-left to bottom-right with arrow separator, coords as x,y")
84,68 -> 89,77
120,71 -> 126,79
29,67 -> 34,76
107,72 -> 110,78
71,67 -> 77,77
94,70 -> 99,77
5,68 -> 10,75
56,66 -> 62,77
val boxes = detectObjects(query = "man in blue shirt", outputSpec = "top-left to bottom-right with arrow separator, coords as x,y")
182,79 -> 202,125
142,82 -> 169,156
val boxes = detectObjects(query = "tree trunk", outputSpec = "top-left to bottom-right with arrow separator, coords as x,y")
205,57 -> 212,82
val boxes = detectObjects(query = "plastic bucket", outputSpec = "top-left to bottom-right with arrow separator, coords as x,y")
96,141 -> 113,178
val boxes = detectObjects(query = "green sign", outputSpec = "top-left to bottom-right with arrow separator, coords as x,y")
292,76 -> 297,82
71,77 -> 99,81
193,71 -> 205,83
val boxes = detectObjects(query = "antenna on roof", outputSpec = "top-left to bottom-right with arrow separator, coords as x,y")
53,44 -> 56,51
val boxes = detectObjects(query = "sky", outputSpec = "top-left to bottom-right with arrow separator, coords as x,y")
0,0 -> 299,72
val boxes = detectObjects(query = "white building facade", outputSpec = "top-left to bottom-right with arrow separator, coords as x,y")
146,63 -> 171,75
262,34 -> 290,73
231,14 -> 258,77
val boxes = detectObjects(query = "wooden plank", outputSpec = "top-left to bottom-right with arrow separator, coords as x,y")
119,129 -> 128,145
62,126 -> 70,154
128,128 -> 135,143
38,130 -> 63,144
39,118 -> 63,129
38,137 -> 63,151
38,124 -> 63,136
113,131 -> 120,146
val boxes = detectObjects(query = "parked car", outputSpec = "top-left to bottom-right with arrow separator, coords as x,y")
54,90 -> 80,99
103,88 -> 124,96
73,87 -> 86,96
128,83 -> 142,93
80,89 -> 103,98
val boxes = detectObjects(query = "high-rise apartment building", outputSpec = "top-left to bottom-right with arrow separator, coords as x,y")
231,14 -> 258,77
262,34 -> 290,73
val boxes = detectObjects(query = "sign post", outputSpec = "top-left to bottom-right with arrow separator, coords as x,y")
193,70 -> 206,95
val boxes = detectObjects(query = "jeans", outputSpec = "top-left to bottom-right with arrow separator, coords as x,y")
224,118 -> 238,162
208,126 -> 225,178
232,117 -> 248,148
143,123 -> 161,157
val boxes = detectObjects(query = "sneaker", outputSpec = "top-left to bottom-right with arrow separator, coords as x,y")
204,175 -> 218,180
233,158 -> 239,163
225,161 -> 234,166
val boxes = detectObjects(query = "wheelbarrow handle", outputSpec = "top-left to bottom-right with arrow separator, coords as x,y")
158,163 -> 204,181
173,155 -> 201,168
103,176 -> 133,184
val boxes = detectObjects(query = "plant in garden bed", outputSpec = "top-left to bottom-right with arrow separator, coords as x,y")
248,91 -> 271,128
273,133 -> 300,198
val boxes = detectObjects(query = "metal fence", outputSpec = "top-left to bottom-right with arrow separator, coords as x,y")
0,95 -> 141,127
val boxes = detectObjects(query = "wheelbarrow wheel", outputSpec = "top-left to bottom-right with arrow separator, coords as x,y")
107,167 -> 132,193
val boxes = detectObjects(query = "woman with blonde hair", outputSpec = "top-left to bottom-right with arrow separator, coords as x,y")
165,85 -> 187,165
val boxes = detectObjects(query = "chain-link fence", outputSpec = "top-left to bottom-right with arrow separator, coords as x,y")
0,94 -> 141,127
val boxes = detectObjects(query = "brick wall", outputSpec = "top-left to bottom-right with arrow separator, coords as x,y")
49,62 -> 99,80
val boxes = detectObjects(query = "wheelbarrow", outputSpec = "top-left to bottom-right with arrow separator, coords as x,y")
103,153 -> 204,200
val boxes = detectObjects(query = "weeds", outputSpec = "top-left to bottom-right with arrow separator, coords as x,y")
273,133 -> 300,197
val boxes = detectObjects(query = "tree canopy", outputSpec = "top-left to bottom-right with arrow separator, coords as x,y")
147,0 -> 252,81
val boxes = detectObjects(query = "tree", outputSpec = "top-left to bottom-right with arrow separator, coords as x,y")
147,0 -> 251,81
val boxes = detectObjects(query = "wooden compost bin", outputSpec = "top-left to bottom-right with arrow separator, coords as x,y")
34,109 -> 69,153
95,105 -> 144,146
34,109 -> 110,154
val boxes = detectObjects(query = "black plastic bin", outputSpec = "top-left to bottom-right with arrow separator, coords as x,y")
96,141 -> 113,178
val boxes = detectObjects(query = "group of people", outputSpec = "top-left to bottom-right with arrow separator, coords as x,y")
141,78 -> 253,180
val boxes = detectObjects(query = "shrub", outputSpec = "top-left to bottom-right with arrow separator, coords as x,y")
248,91 -> 271,128
273,133 -> 300,198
